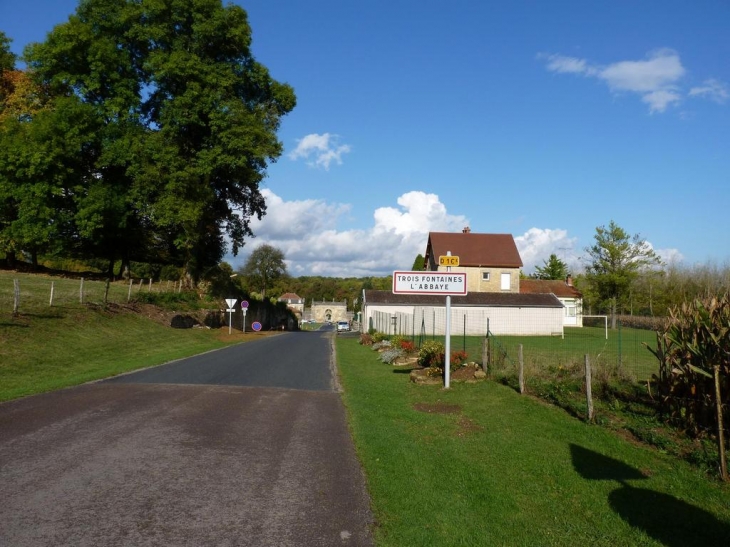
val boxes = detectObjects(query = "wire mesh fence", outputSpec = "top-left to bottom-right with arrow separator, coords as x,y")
370,308 -> 660,381
1,271 -> 183,314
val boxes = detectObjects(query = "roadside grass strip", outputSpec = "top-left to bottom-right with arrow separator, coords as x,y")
336,337 -> 730,547
0,306 -> 238,402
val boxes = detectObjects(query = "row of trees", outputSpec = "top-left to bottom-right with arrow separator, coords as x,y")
0,0 -> 295,284
531,221 -> 730,324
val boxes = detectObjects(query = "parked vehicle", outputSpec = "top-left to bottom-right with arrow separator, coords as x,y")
337,321 -> 350,332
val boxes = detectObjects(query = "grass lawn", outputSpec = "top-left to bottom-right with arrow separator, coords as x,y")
336,337 -> 730,546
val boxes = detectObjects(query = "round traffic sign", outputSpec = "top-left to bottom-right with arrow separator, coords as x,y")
252,321 -> 262,332
241,300 -> 249,309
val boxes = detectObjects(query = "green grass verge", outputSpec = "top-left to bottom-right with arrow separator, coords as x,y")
0,302 -> 237,402
336,337 -> 730,547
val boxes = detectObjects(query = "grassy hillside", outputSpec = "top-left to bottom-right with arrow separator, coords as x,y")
0,270 -> 249,402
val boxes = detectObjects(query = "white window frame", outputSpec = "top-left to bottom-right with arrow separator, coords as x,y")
482,271 -> 490,281
500,272 -> 511,291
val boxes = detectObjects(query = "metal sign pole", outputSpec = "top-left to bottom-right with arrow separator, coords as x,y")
225,298 -> 237,335
241,300 -> 249,333
444,251 -> 452,388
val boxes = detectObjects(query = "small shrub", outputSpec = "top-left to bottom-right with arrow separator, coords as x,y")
450,350 -> 468,368
371,332 -> 389,343
372,340 -> 392,351
426,366 -> 443,377
400,340 -> 416,353
418,340 -> 445,368
359,333 -> 373,346
380,348 -> 405,364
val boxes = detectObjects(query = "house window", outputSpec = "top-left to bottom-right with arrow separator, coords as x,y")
566,306 -> 576,317
482,271 -> 490,281
500,273 -> 511,291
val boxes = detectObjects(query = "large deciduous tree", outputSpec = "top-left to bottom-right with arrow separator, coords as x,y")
239,244 -> 288,298
584,220 -> 663,328
15,0 -> 295,280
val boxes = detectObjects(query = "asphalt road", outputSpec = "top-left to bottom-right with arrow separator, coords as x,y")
0,329 -> 374,546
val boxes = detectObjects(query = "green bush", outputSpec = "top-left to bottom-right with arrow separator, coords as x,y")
418,340 -> 445,368
134,291 -> 204,310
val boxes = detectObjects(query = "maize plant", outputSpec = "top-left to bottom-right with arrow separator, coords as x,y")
647,295 -> 730,436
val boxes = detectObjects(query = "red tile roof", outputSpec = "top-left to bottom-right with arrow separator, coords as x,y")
279,293 -> 303,301
424,232 -> 523,268
520,279 -> 582,298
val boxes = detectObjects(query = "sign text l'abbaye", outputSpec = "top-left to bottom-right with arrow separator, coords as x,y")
392,271 -> 467,295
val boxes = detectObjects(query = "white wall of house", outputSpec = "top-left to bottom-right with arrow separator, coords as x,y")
362,304 -> 564,337
558,297 -> 583,327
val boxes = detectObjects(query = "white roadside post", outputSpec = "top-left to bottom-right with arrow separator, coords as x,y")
392,261 -> 466,389
225,298 -> 237,334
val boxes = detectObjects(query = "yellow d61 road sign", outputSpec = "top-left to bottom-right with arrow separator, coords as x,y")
439,255 -> 460,267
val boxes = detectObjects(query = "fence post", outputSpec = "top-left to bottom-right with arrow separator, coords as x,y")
148,278 -> 152,292
13,279 -> 20,316
104,279 -> 110,305
585,354 -> 594,423
714,366 -> 728,481
518,344 -> 525,394
79,278 -> 84,304
138,279 -> 143,293
127,278 -> 133,302
50,281 -> 55,306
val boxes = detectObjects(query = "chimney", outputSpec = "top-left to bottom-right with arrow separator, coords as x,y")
566,275 -> 573,287
462,226 -> 471,233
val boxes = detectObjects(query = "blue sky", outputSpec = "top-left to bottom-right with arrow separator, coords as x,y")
2,1 -> 729,277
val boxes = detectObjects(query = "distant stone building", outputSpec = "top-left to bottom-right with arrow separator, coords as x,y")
278,293 -> 305,320
310,299 -> 349,323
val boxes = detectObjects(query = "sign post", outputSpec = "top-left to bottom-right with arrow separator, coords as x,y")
225,298 -> 237,335
392,259 -> 466,388
444,252 -> 454,388
241,300 -> 249,333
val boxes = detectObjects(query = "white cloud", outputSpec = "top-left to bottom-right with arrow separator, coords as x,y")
514,228 -> 580,274
689,78 -> 729,104
598,49 -> 684,94
540,49 -> 725,113
288,132 -> 351,170
642,241 -> 684,267
540,53 -> 596,75
229,190 -> 468,277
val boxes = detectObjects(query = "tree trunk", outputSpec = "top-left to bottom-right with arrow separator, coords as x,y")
117,258 -> 130,280
611,297 -> 617,329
